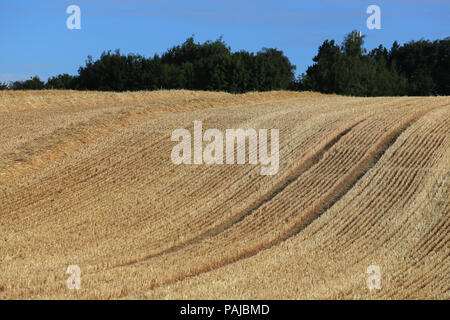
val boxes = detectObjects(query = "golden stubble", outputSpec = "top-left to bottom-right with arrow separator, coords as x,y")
0,90 -> 448,299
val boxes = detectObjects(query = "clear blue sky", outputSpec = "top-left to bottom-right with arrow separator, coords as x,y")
1,0 -> 449,82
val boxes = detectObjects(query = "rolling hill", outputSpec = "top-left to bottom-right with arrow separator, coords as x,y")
0,90 -> 448,299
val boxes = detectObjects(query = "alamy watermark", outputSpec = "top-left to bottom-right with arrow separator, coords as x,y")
171,121 -> 279,175
66,5 -> 81,30
66,265 -> 81,290
366,265 -> 381,290
366,5 -> 381,30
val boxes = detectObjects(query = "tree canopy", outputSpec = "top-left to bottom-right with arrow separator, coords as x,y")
4,33 -> 449,96
73,37 -> 295,93
299,31 -> 449,96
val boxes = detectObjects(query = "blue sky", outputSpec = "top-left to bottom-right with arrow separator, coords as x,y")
1,0 -> 449,82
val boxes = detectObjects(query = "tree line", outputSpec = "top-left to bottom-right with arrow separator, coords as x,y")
297,31 -> 450,96
1,32 -> 448,96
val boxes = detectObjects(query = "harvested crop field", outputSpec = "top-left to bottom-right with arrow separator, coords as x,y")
0,90 -> 448,299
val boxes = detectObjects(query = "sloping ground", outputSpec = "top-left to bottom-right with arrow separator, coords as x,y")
0,90 -> 448,299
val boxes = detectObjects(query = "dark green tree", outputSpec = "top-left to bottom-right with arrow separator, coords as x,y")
10,76 -> 45,90
46,74 -> 77,89
302,31 -> 409,96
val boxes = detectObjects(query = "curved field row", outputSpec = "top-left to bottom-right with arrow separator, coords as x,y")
1,91 -> 359,297
0,97 -> 390,255
0,91 -> 448,299
1,97 -> 378,282
142,106 -> 449,300
74,99 -> 439,298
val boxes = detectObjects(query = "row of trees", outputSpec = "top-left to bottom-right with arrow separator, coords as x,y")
78,38 -> 295,92
2,33 -> 449,96
1,37 -> 295,93
298,32 -> 450,96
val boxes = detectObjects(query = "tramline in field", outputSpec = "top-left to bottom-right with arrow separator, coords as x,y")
0,90 -> 448,299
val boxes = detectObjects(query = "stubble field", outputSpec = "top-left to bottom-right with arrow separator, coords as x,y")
0,90 -> 448,299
